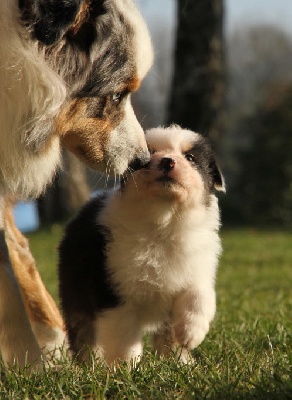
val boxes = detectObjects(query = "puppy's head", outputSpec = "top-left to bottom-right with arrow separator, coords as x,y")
124,125 -> 225,207
20,0 -> 153,175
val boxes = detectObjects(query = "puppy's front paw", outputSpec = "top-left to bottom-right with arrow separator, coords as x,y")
173,315 -> 210,349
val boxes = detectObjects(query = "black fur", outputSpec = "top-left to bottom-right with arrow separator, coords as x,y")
19,0 -> 135,97
76,4 -> 135,98
19,0 -> 84,45
185,137 -> 224,192
58,193 -> 121,344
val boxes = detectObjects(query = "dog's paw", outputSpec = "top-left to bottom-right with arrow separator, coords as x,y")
173,314 -> 210,349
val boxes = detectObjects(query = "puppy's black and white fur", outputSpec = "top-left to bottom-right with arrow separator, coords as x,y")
59,125 -> 225,364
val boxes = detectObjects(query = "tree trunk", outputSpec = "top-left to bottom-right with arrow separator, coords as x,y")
168,0 -> 225,151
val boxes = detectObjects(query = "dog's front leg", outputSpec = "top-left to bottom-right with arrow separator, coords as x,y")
171,287 -> 216,352
4,202 -> 66,359
0,201 -> 43,371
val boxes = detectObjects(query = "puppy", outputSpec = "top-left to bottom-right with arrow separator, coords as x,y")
0,0 -> 153,369
59,125 -> 225,365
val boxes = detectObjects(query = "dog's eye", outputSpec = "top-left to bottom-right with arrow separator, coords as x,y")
185,153 -> 195,163
112,92 -> 123,103
111,90 -> 129,104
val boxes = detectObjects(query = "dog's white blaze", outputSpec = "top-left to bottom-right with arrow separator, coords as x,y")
107,97 -> 149,174
115,0 -> 153,79
0,0 -> 66,199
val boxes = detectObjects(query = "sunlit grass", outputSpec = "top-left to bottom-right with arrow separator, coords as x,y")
0,228 -> 291,399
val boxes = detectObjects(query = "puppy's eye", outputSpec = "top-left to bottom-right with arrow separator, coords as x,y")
185,153 -> 195,163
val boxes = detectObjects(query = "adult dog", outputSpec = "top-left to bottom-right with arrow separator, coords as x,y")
0,0 -> 153,370
59,125 -> 225,365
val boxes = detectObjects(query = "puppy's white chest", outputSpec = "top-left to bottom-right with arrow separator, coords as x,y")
107,232 -> 193,301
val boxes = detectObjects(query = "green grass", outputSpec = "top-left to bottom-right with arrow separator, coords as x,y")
0,228 -> 291,399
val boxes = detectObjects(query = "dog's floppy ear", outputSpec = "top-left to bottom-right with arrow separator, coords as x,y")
209,159 -> 226,192
31,0 -> 83,45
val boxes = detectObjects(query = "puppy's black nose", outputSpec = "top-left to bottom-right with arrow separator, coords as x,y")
159,157 -> 176,172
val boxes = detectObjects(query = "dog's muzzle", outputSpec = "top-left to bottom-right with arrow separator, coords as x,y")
129,152 -> 151,171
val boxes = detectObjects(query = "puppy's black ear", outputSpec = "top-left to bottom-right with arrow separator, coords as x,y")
209,159 -> 226,192
32,0 -> 83,45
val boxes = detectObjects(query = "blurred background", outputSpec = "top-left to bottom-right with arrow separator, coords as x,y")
15,0 -> 292,231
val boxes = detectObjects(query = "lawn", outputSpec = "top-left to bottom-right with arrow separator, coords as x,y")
0,228 -> 291,399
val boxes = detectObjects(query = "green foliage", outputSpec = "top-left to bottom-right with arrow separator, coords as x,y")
27,223 -> 64,302
0,229 -> 291,399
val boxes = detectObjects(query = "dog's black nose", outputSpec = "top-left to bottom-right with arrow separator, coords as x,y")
129,154 -> 150,171
159,157 -> 176,172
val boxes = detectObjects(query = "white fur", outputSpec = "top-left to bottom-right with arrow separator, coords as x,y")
104,0 -> 153,175
91,127 -> 222,364
115,0 -> 153,80
107,97 -> 149,174
31,322 -> 67,359
0,0 -> 66,199
0,0 -> 65,370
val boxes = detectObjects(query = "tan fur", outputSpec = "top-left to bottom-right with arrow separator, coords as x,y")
120,76 -> 141,93
69,0 -> 92,35
4,204 -> 63,329
0,203 -> 43,370
57,98 -> 112,168
4,202 -> 66,355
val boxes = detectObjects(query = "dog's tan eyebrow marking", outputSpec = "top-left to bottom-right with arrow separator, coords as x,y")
120,76 -> 141,94
69,1 -> 91,35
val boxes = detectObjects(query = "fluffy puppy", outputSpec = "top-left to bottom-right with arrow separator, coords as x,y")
59,125 -> 225,365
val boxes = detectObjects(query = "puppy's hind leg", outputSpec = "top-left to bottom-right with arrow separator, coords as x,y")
65,312 -> 101,364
